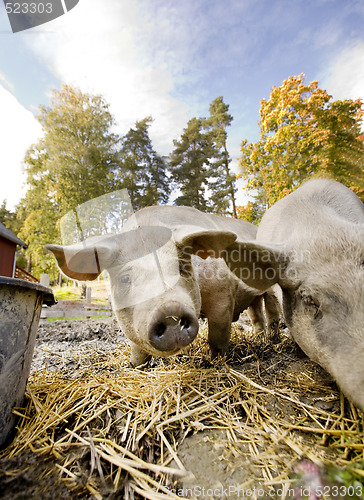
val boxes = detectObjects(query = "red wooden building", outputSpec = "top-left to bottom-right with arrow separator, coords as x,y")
0,222 -> 27,278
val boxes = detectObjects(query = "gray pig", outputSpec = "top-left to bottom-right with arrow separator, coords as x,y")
221,179 -> 364,412
46,206 -> 280,366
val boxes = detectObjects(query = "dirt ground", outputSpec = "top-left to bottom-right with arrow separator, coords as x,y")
0,316 -> 128,500
0,311 -> 363,499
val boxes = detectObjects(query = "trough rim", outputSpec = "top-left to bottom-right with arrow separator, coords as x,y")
0,277 -> 55,306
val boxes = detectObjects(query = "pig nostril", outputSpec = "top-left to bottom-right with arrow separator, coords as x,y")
155,323 -> 167,337
180,317 -> 190,329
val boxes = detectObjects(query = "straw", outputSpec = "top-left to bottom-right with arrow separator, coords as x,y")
1,320 -> 363,498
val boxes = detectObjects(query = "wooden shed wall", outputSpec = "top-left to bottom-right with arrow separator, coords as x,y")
0,235 -> 16,277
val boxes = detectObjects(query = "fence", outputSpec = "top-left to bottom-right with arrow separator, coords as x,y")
15,266 -> 39,283
41,284 -> 113,320
41,301 -> 113,320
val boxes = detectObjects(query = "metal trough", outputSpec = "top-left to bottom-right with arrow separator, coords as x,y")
0,277 -> 55,448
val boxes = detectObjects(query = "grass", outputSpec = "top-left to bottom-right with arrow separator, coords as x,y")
46,315 -> 111,322
52,282 -> 110,305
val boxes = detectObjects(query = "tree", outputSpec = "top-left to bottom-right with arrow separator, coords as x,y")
0,201 -> 28,269
0,201 -> 20,234
240,74 -> 364,208
118,117 -> 170,209
204,97 -> 237,217
17,183 -> 59,277
236,201 -> 263,224
35,85 -> 119,211
20,85 -> 120,277
170,117 -> 214,211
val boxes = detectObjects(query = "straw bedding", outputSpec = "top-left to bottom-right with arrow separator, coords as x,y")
0,317 -> 363,499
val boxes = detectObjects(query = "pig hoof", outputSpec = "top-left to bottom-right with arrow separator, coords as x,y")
210,346 -> 228,360
130,346 -> 152,367
269,322 -> 281,344
130,357 -> 152,369
252,323 -> 265,335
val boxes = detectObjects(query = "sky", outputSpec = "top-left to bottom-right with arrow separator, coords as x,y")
1,0 -> 364,210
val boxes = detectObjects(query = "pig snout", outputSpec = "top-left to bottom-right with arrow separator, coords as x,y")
148,301 -> 199,352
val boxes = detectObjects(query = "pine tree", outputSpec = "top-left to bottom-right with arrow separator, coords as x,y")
118,117 -> 170,209
170,117 -> 213,211
204,97 -> 237,217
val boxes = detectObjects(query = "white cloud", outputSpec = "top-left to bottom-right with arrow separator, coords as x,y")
0,72 -> 15,94
322,41 -> 364,103
321,41 -> 364,132
23,0 -> 191,155
3,0 -> 253,208
0,85 -> 42,209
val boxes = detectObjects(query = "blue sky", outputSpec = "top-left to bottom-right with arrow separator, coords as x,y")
1,0 -> 364,209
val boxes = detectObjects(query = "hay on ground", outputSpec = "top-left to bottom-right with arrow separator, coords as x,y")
1,321 -> 363,499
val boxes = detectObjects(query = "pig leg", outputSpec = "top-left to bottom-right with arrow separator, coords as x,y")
207,316 -> 233,358
202,300 -> 234,358
246,295 -> 266,334
129,341 -> 152,367
263,289 -> 281,343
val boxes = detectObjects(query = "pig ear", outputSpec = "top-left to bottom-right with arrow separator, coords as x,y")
45,237 -> 118,281
173,226 -> 237,258
221,240 -> 289,290
45,226 -> 175,281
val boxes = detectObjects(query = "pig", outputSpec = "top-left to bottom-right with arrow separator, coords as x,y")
219,179 -> 364,412
46,206 -> 280,366
192,255 -> 280,346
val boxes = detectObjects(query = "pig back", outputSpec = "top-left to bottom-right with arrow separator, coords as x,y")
257,179 -> 364,244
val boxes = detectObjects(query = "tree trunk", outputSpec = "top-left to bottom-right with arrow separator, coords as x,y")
223,144 -> 237,218
26,254 -> 31,273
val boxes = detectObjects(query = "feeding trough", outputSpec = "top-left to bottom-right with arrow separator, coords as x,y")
0,277 -> 55,448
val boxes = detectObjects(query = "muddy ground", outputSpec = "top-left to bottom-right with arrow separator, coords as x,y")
0,312 -> 363,499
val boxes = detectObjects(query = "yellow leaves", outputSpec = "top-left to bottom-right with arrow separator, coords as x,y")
236,202 -> 259,224
240,73 -> 364,209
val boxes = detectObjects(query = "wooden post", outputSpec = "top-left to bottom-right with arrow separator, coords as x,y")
86,287 -> 91,305
40,274 -> 50,288
85,287 -> 91,319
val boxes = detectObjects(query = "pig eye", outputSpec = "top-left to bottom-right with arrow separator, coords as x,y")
120,274 -> 131,285
301,294 -> 320,315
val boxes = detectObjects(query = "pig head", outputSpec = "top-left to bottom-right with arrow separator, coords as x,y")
220,179 -> 364,412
